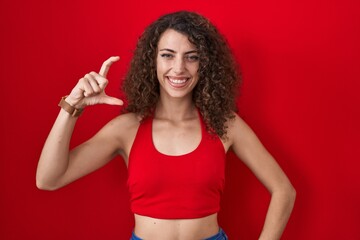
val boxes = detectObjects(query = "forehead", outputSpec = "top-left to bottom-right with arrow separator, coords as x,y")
157,29 -> 197,51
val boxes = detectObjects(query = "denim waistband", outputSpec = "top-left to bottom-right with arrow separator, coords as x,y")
130,227 -> 228,240
130,231 -> 142,240
204,228 -> 228,240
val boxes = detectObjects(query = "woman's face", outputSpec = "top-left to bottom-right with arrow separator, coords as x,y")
156,29 -> 199,99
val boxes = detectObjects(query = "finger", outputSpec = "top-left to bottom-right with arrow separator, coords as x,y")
81,77 -> 95,97
99,56 -> 120,78
89,71 -> 108,90
85,73 -> 102,93
99,95 -> 124,106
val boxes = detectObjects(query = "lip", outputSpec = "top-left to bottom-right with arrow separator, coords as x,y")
166,76 -> 191,88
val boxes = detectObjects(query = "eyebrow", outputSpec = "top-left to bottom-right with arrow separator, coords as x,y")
159,48 -> 198,54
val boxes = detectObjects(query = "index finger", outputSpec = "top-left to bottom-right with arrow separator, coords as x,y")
99,56 -> 120,77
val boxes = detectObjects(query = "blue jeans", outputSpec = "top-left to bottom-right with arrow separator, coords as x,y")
130,228 -> 228,240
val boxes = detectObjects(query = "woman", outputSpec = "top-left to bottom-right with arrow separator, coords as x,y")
36,11 -> 296,240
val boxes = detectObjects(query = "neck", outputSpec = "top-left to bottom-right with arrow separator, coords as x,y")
155,94 -> 196,121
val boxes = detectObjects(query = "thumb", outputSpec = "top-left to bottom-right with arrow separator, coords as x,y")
99,95 -> 124,106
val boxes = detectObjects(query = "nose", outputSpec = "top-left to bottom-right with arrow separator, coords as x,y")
173,57 -> 185,74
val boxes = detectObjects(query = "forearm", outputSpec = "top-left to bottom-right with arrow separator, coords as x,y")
36,109 -> 77,190
259,187 -> 296,240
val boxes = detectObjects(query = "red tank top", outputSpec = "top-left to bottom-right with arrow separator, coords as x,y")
127,111 -> 226,219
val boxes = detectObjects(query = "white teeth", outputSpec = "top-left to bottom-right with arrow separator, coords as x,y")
172,79 -> 186,84
168,77 -> 187,84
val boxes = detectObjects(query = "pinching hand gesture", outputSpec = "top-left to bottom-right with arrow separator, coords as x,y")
65,56 -> 123,109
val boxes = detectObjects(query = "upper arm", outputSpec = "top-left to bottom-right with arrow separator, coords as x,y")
227,114 -> 293,193
57,114 -> 138,188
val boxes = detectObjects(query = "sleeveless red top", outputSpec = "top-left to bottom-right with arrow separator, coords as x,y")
127,112 -> 226,219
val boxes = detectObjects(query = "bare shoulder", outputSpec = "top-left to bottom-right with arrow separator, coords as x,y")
100,112 -> 142,160
225,112 -> 250,142
106,112 -> 141,130
89,112 -> 140,144
101,112 -> 141,141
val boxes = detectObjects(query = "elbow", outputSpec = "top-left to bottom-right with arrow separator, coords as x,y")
288,186 -> 296,214
291,186 -> 296,199
284,184 -> 296,207
288,185 -> 296,206
288,182 -> 296,198
282,183 -> 296,200
36,181 -> 57,191
272,183 -> 297,203
36,178 -> 60,191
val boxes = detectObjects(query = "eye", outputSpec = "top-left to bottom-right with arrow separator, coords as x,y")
186,55 -> 199,62
160,53 -> 174,59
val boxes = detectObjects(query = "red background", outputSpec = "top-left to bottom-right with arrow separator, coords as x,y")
1,0 -> 359,239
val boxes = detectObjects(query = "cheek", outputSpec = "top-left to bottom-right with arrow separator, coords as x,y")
156,59 -> 168,73
156,59 -> 162,78
156,60 -> 167,81
189,63 -> 200,76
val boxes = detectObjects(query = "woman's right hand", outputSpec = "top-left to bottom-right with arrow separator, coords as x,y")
65,56 -> 123,109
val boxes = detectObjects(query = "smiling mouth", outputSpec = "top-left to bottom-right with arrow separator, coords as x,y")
167,76 -> 190,88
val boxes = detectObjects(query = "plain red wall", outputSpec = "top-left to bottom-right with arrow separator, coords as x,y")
1,0 -> 359,239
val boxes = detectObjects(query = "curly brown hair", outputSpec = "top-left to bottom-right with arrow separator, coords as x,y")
123,11 -> 240,139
